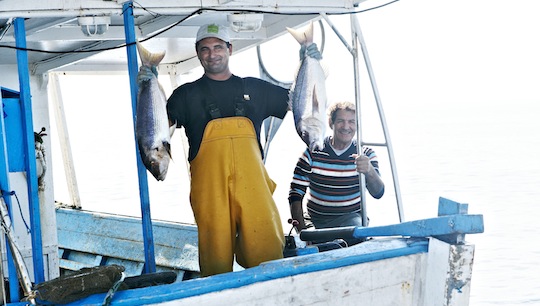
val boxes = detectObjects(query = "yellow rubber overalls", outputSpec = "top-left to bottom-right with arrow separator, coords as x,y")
190,117 -> 285,277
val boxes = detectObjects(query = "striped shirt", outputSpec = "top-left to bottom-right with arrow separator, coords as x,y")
288,137 -> 380,218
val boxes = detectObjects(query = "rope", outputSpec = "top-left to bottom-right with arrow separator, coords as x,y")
102,272 -> 126,306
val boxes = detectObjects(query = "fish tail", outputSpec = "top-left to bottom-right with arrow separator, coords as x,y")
136,42 -> 166,67
286,21 -> 314,46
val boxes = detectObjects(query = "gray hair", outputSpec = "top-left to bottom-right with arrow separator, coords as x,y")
327,101 -> 356,127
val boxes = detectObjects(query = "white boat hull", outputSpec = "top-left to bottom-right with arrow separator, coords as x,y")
56,208 -> 475,306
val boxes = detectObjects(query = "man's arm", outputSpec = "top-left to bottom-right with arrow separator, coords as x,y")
353,154 -> 385,199
288,149 -> 312,232
364,163 -> 385,199
289,200 -> 307,232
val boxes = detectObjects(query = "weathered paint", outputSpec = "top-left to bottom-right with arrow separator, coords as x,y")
158,255 -> 426,306
67,238 -> 429,305
56,208 -> 199,275
423,238 -> 475,306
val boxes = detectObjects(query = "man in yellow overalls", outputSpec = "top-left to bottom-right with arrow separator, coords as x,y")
138,24 -> 320,277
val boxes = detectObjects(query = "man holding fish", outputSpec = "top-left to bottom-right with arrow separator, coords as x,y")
288,101 -> 385,245
286,23 -> 384,244
137,24 -> 321,277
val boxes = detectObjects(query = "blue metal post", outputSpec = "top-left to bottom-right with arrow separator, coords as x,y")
14,18 -> 45,284
0,96 -> 20,301
123,1 -> 157,273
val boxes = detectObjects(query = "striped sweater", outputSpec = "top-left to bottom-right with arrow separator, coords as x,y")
288,137 -> 381,218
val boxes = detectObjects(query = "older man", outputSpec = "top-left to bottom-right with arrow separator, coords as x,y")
289,101 -> 385,244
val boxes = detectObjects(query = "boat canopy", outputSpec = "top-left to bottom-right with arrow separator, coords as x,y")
0,0 -> 368,74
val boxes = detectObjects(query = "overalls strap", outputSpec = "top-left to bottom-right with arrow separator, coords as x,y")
199,76 -> 249,119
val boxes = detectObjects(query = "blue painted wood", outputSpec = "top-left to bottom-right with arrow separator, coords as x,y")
301,213 -> 484,243
14,17 -> 45,285
351,214 -> 484,239
66,238 -> 429,305
2,98 -> 24,172
436,197 -> 470,243
60,258 -> 96,271
438,197 -> 468,216
0,88 -> 20,301
57,209 -> 199,272
122,1 -> 157,274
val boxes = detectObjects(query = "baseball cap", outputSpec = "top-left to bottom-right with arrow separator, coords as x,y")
196,24 -> 230,43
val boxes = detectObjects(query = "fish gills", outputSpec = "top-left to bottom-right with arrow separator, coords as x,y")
136,42 -> 171,181
287,22 -> 327,152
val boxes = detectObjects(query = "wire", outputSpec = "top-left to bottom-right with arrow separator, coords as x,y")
0,0 -> 400,55
1,190 -> 31,233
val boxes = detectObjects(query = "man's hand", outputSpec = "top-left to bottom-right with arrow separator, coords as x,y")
137,65 -> 158,86
351,153 -> 385,199
351,153 -> 372,174
299,43 -> 322,61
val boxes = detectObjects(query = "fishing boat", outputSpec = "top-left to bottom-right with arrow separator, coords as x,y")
0,1 -> 484,305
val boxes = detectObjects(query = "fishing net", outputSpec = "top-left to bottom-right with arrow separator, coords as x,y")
33,264 -> 125,305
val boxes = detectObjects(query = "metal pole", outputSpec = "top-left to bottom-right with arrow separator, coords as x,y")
349,15 -> 368,227
123,1 -> 157,273
50,73 -> 81,208
351,15 -> 404,222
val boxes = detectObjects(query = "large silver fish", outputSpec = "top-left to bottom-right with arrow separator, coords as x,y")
287,22 -> 327,151
136,42 -> 171,181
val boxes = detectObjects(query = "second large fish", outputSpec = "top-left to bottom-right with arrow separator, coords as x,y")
287,22 -> 327,151
136,42 -> 171,181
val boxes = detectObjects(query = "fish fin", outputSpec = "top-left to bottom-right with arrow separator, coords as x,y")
164,141 -> 172,159
287,21 -> 314,45
312,86 -> 319,114
136,42 -> 166,67
169,121 -> 177,138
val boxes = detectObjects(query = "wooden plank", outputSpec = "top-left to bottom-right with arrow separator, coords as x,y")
436,198 -> 470,244
60,258 -> 95,271
438,197 -> 468,216
301,214 -> 484,242
57,209 -> 198,247
56,209 -> 199,271
352,214 -> 483,238
50,73 -> 81,208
